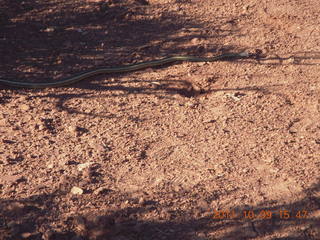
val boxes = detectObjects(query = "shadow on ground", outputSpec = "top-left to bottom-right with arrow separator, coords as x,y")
1,1 -> 320,117
0,0 -> 241,82
0,182 -> 319,239
0,0 -> 248,114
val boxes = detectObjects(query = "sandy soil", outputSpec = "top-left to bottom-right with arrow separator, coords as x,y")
0,0 -> 319,239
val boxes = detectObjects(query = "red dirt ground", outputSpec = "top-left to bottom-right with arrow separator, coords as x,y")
0,0 -> 319,239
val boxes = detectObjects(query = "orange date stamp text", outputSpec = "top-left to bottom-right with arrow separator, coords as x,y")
213,209 -> 308,220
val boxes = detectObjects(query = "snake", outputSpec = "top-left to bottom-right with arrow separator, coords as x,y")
0,52 -> 250,89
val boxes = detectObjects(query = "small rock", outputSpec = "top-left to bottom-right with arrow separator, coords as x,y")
192,84 -> 202,93
191,38 -> 200,44
138,197 -> 145,205
68,125 -> 78,133
263,157 -> 275,163
35,119 -> 45,130
71,186 -> 84,195
43,27 -> 55,33
77,162 -> 93,171
242,5 -> 250,14
225,93 -> 242,101
47,163 -> 54,169
21,232 -> 32,238
283,57 -> 296,64
214,164 -> 225,177
20,104 -> 30,111
151,81 -> 161,86
185,101 -> 196,107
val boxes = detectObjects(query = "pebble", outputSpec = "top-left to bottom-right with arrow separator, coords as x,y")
44,27 -> 55,33
185,101 -> 196,107
47,163 -> 54,169
283,57 -> 296,64
38,124 -> 45,131
191,38 -> 200,44
68,125 -> 78,133
138,197 -> 145,205
21,232 -> 32,238
77,162 -> 93,171
225,93 -> 241,101
20,104 -> 30,111
71,186 -> 84,195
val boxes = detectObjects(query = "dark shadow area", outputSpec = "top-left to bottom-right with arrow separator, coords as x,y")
0,182 -> 319,239
1,2 -> 317,118
14,82 -> 278,119
0,0 -> 243,82
0,0 -> 250,116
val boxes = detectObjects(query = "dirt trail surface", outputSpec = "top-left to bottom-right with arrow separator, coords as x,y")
0,0 -> 320,239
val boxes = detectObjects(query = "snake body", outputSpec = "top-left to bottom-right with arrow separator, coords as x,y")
0,52 -> 249,89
